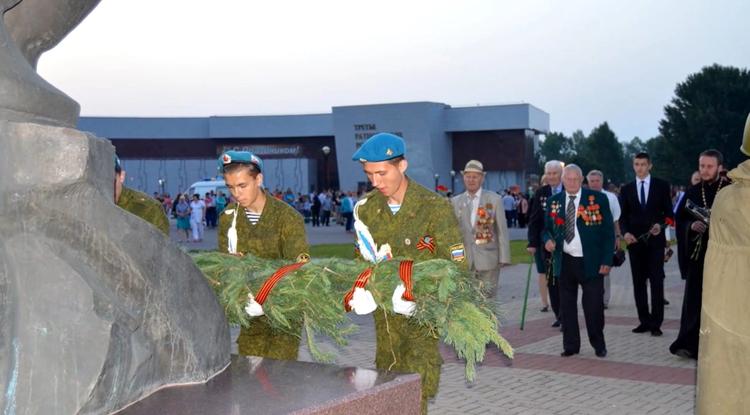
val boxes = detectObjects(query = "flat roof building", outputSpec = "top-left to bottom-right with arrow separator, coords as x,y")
79,101 -> 549,197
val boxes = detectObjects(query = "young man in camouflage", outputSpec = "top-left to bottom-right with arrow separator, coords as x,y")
114,156 -> 170,235
352,133 -> 466,411
217,150 -> 310,360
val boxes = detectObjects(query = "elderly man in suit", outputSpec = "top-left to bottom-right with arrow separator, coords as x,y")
451,160 -> 511,298
544,164 -> 614,358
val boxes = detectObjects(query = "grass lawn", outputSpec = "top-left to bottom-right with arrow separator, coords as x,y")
312,240 -> 534,265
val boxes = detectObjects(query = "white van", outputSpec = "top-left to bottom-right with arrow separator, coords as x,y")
185,179 -> 228,198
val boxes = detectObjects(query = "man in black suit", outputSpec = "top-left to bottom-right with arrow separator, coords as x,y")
527,160 -> 564,327
619,152 -> 674,336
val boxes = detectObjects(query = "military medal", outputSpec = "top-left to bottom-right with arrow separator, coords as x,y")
474,203 -> 495,245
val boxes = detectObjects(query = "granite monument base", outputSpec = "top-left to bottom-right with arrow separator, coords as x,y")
118,355 -> 422,415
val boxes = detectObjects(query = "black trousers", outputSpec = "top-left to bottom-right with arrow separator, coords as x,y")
628,238 -> 665,329
548,271 -> 561,320
560,253 -> 606,353
536,249 -> 561,320
670,243 -> 707,357
311,207 -> 320,226
343,212 -> 354,232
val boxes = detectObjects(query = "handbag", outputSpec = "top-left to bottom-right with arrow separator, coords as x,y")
612,249 -> 626,267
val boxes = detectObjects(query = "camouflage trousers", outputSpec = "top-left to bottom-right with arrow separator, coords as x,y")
237,316 -> 301,361
374,309 -> 442,414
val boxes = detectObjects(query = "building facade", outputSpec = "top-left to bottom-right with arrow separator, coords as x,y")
79,101 -> 548,197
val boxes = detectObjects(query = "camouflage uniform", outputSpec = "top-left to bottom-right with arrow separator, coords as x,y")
116,186 -> 170,235
356,178 -> 466,409
218,193 -> 309,360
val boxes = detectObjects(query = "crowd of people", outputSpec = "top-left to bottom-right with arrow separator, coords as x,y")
111,119 -> 749,412
147,187 -> 363,244
523,150 -> 730,360
268,189 -> 359,232
135,147 -> 727,365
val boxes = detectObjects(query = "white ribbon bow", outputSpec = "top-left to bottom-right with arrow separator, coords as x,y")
244,293 -> 265,317
348,287 -> 377,315
349,368 -> 378,391
353,198 -> 392,263
226,207 -> 238,254
391,283 -> 416,316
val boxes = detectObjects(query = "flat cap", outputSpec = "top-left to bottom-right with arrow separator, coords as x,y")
352,133 -> 405,162
218,150 -> 263,172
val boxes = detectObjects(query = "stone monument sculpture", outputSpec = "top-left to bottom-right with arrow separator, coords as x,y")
0,2 -> 231,414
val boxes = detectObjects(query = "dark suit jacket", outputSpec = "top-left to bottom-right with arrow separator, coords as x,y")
527,184 -> 563,249
543,189 -> 615,280
619,177 -> 674,244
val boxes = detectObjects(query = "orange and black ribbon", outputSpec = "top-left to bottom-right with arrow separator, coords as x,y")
416,235 -> 436,254
398,260 -> 415,301
254,261 -> 307,305
343,268 -> 374,312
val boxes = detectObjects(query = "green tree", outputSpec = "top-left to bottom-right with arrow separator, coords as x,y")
572,123 -> 627,184
622,137 -> 646,182
656,64 -> 750,184
538,132 -> 574,162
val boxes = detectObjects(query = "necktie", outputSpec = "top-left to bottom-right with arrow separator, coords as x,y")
565,195 -> 576,243
639,181 -> 646,208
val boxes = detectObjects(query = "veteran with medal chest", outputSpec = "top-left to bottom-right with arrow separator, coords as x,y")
351,132 -> 466,413
451,160 -> 511,298
544,164 -> 614,358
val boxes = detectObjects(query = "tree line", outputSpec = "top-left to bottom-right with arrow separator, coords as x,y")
537,64 -> 750,186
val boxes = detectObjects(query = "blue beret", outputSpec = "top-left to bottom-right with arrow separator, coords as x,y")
218,150 -> 263,172
352,133 -> 405,162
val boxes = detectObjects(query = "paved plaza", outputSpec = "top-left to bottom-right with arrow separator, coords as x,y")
175,221 -> 696,415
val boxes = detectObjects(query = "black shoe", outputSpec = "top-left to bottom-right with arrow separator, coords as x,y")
540,306 -> 549,312
560,350 -> 578,357
673,349 -> 696,359
664,298 -> 670,305
603,304 -> 609,310
552,320 -> 561,327
651,328 -> 663,337
595,349 -> 607,358
632,325 -> 650,333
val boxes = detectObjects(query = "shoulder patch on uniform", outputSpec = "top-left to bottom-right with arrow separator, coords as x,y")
449,243 -> 465,262
224,209 -> 235,215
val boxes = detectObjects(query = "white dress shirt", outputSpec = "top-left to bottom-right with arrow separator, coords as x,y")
563,189 -> 584,257
637,175 -> 651,205
602,189 -> 621,221
468,189 -> 482,226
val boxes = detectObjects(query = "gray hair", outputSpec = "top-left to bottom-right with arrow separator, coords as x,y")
563,164 -> 583,178
544,160 -> 564,172
586,169 -> 604,179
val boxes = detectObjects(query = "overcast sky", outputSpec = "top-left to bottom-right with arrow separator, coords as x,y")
38,0 -> 750,142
